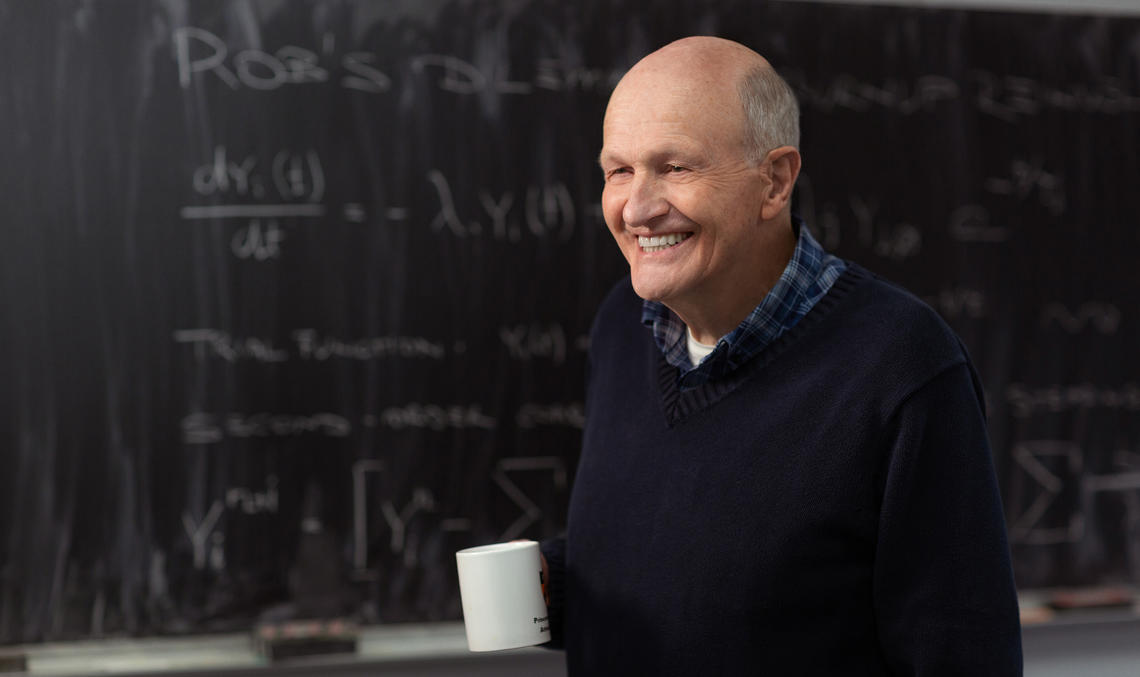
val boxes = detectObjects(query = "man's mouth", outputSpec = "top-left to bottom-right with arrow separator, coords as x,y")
638,233 -> 692,253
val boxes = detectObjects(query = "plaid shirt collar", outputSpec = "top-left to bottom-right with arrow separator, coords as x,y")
641,217 -> 845,388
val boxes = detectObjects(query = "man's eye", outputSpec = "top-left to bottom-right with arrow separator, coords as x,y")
667,165 -> 686,173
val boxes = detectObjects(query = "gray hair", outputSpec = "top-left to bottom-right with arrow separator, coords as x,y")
738,65 -> 801,163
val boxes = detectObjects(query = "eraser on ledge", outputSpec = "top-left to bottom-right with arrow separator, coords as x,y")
1046,586 -> 1135,610
253,619 -> 359,662
0,652 -> 28,672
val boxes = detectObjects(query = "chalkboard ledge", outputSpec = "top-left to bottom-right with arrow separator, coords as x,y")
9,622 -> 556,675
7,592 -> 1140,676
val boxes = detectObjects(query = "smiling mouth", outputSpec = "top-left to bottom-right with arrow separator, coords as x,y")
638,233 -> 692,253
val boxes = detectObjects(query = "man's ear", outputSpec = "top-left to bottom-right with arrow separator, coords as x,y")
760,146 -> 801,220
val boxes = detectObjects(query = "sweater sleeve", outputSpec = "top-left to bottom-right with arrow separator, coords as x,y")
539,536 -> 567,650
873,362 -> 1023,676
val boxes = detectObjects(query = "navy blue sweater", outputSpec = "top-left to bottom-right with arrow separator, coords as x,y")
542,264 -> 1022,675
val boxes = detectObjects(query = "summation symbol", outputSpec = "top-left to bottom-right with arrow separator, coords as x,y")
351,456 -> 568,574
494,457 -> 568,541
1010,440 -> 1083,545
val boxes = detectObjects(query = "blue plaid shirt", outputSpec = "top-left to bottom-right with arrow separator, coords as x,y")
641,218 -> 846,388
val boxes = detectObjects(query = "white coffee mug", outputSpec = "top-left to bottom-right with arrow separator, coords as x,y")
455,540 -> 551,651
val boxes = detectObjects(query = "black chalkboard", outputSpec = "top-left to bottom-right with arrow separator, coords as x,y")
2,0 -> 1138,644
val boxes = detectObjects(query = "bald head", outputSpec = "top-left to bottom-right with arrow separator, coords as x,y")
598,36 -> 804,341
608,36 -> 800,164
622,36 -> 769,85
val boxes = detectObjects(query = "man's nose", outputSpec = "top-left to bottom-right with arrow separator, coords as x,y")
622,174 -> 669,228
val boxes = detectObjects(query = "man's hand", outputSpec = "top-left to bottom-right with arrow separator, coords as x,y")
539,552 -> 550,607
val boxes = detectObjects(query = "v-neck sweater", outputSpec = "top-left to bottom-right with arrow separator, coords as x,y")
542,264 -> 1022,675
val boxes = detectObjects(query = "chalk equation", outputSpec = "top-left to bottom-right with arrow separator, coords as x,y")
181,401 -> 583,443
427,170 -> 576,243
174,27 -> 623,96
984,157 -> 1065,217
1011,440 -> 1140,560
499,323 -> 589,365
181,148 -> 579,259
796,175 -> 922,260
174,25 -> 1140,119
1006,383 -> 1140,418
351,456 -> 567,574
175,325 -> 588,364
1040,302 -> 1121,335
1010,440 -> 1084,545
174,328 -> 448,363
922,287 -> 987,320
786,69 -> 1140,118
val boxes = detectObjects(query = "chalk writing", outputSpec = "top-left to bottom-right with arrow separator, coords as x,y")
382,488 -> 437,567
984,157 -> 1065,216
181,412 -> 352,444
791,173 -> 840,251
174,27 -> 620,96
923,287 -> 987,320
789,72 -> 961,114
351,461 -> 470,576
1084,471 -> 1140,493
494,457 -> 568,541
534,57 -> 624,92
1039,302 -> 1121,335
229,219 -> 284,260
352,461 -> 385,571
1083,451 -> 1140,577
973,71 -> 1140,121
225,476 -> 280,515
182,501 -> 225,571
183,146 -> 326,260
1006,383 -> 1140,418
192,145 -> 258,197
410,53 -> 531,95
516,402 -> 585,430
794,178 -> 921,259
1010,441 -> 1084,545
175,27 -> 331,90
848,195 -> 922,260
948,204 -> 1009,243
292,330 -> 446,361
188,146 -> 324,205
500,323 -> 578,364
180,205 -> 325,219
427,170 -> 576,243
174,328 -> 445,362
341,51 -> 391,93
174,329 -> 289,362
368,404 -> 496,431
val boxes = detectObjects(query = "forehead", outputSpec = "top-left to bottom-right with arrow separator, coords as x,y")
601,71 -> 747,159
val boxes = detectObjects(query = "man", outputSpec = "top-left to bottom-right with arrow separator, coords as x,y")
540,36 -> 1022,674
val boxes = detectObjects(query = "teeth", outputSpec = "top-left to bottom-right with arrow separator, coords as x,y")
638,233 -> 691,252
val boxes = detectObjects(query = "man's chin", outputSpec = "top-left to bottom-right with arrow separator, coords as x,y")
629,277 -> 677,304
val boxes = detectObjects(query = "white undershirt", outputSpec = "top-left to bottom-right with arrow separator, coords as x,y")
686,328 -> 717,367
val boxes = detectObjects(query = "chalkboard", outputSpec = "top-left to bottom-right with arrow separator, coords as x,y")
2,0 -> 1138,644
